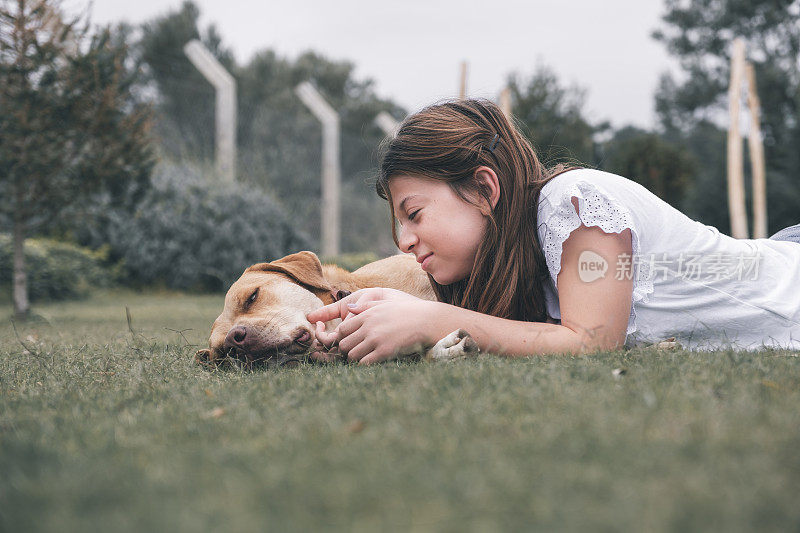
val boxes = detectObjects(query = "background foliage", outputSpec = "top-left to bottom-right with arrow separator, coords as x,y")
0,2 -> 153,236
652,0 -> 800,233
136,1 -> 403,255
0,0 -> 155,314
0,235 -> 113,302
3,0 -> 799,299
76,163 -> 310,292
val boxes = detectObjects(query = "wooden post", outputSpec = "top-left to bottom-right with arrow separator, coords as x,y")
374,111 -> 400,137
295,81 -> 341,257
726,38 -> 748,239
183,40 -> 237,182
459,61 -> 468,99
499,87 -> 512,120
745,63 -> 768,239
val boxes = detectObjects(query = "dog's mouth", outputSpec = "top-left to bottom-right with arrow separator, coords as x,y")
198,328 -> 347,370
209,334 -> 318,370
210,347 -> 306,370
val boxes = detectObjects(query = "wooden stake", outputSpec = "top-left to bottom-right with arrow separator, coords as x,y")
374,111 -> 400,137
499,87 -> 512,120
459,61 -> 468,99
745,63 -> 768,239
726,38 -> 748,239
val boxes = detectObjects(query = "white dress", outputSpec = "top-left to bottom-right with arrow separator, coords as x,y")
535,168 -> 800,351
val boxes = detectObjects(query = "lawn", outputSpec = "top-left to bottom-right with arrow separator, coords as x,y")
1,291 -> 799,532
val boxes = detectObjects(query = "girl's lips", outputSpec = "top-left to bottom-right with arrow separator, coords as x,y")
421,253 -> 433,270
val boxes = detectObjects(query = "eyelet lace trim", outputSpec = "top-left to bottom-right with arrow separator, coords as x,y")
538,178 -> 654,335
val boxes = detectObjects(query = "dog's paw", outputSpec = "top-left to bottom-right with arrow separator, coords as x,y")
309,349 -> 341,363
655,337 -> 681,350
308,338 -> 345,364
426,329 -> 480,361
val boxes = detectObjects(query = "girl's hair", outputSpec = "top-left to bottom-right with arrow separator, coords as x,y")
376,98 -> 574,322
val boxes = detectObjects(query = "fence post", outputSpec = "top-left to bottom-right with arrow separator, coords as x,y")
499,87 -> 512,120
459,61 -> 468,99
745,63 -> 768,239
295,82 -> 341,257
183,39 -> 237,182
726,38 -> 748,238
374,111 -> 400,137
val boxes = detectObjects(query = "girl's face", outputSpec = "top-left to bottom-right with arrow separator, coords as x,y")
388,174 -> 489,285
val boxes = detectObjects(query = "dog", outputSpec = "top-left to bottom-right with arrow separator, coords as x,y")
195,251 -> 478,368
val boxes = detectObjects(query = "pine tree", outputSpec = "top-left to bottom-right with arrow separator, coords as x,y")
653,0 -> 800,233
0,0 -> 154,318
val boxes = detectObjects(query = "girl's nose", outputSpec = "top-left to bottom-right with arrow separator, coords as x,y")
397,225 -> 418,253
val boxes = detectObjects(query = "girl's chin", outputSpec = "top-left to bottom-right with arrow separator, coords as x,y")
430,271 -> 448,285
431,271 -> 468,286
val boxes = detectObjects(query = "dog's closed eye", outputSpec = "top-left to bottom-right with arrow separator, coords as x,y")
244,288 -> 259,309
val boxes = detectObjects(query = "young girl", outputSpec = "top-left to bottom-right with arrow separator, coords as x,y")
307,99 -> 800,364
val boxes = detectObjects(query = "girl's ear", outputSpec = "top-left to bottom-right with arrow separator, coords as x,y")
474,166 -> 501,215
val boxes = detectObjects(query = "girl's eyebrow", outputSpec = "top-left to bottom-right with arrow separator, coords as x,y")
399,195 -> 421,211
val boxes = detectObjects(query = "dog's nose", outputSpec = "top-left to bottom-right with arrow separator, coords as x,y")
293,328 -> 311,344
224,325 -> 248,350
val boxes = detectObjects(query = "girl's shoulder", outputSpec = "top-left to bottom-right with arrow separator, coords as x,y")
535,168 -> 643,278
535,168 -> 659,333
537,168 -> 680,230
539,168 -> 641,205
536,168 -> 642,225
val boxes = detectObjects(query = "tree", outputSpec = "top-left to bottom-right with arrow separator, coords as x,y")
236,49 -> 403,253
138,0 -> 234,163
0,0 -> 154,318
600,126 -> 696,209
653,0 -> 800,233
507,65 -> 603,167
654,0 -> 800,145
136,4 -> 404,254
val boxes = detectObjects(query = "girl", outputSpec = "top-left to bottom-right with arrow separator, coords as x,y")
307,99 -> 800,364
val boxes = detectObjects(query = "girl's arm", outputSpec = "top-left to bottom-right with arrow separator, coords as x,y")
308,221 -> 633,362
422,224 -> 634,356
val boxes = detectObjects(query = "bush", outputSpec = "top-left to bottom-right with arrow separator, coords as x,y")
77,163 -> 311,291
0,235 -> 115,301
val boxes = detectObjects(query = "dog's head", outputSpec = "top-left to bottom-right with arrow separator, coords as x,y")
196,251 -> 350,368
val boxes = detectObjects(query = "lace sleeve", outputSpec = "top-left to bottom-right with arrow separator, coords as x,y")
536,176 -> 654,335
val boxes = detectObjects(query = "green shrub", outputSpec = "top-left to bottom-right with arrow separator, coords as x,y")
76,163 -> 311,292
0,235 -> 115,301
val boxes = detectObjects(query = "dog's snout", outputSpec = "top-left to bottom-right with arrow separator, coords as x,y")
224,325 -> 248,350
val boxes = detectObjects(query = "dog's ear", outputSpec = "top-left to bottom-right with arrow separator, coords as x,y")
246,251 -> 331,292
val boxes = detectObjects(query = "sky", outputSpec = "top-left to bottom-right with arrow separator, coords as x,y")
89,0 -> 677,130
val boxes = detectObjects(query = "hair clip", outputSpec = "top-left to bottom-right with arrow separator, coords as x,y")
487,133 -> 500,153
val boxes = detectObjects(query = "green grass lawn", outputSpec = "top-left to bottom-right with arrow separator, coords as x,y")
1,291 -> 799,532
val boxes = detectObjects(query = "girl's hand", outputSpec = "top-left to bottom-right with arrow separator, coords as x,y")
306,288 -> 437,364
306,287 -> 418,358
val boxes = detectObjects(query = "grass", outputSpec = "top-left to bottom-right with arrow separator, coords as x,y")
1,290 -> 800,532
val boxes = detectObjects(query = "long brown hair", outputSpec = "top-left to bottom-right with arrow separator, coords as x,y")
376,98 -> 574,322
